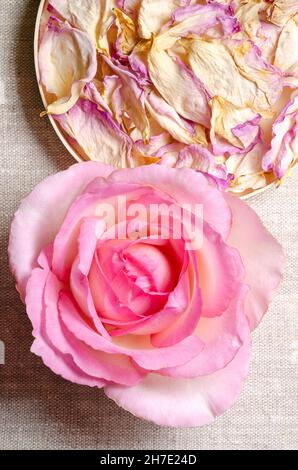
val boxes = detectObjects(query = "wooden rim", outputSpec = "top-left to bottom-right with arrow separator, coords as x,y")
34,0 -> 285,200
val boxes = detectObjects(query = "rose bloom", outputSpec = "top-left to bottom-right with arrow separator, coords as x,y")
9,163 -> 283,427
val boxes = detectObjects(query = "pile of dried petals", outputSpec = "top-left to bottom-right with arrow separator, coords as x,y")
38,0 -> 298,194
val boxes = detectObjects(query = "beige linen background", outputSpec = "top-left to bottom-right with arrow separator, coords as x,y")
0,0 -> 297,450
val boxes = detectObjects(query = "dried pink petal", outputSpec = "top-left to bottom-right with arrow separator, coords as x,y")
39,17 -> 97,114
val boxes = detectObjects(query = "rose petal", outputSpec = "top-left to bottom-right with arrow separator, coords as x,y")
187,38 -> 282,114
114,7 -> 138,55
274,14 -> 298,87
52,182 -> 172,281
49,0 -> 116,48
134,132 -> 173,157
226,142 -> 268,193
105,330 -> 252,427
262,91 -> 298,178
233,0 -> 262,40
26,252 -> 106,387
68,217 -> 111,339
210,96 -> 261,154
60,290 -> 204,370
41,272 -> 146,386
8,162 -> 113,299
54,98 -> 133,166
118,0 -> 141,21
177,144 -> 230,186
145,91 -> 202,145
160,2 -> 239,40
198,223 -> 245,318
108,165 -> 232,240
151,249 -> 202,347
225,193 -> 284,330
138,0 -> 190,39
39,17 -> 97,114
148,46 -> 210,127
160,284 -> 249,377
266,0 -> 298,27
102,57 -> 150,142
108,249 -> 195,339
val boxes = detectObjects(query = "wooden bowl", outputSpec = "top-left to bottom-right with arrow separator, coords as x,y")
34,0 -> 284,200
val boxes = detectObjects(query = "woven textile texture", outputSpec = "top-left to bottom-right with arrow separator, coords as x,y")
0,0 -> 297,450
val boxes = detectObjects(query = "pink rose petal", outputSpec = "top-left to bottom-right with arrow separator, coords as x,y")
225,193 -> 284,330
105,329 -> 251,427
9,162 -> 113,299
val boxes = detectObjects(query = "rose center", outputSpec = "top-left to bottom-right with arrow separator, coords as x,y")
123,243 -> 173,293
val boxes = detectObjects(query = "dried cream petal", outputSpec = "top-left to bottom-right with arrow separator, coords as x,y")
114,7 -> 138,54
266,0 -> 298,27
39,18 -> 97,115
145,91 -> 206,145
102,76 -> 123,123
49,0 -> 116,47
156,2 -> 239,44
54,98 -> 132,167
210,96 -> 259,149
148,41 -> 210,126
253,22 -> 281,65
187,38 -> 282,114
262,91 -> 298,179
120,0 -> 142,21
234,0 -> 263,39
103,57 -> 150,141
225,117 -> 269,194
226,142 -> 267,177
229,173 -> 267,193
138,0 -> 188,39
274,15 -> 298,87
228,41 -> 282,109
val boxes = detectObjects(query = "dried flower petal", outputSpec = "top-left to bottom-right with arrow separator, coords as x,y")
39,17 -> 97,114
187,38 -> 282,114
54,98 -> 132,167
38,0 -> 298,194
138,0 -> 190,39
148,42 -> 210,126
262,91 -> 298,179
49,0 -> 117,47
274,15 -> 298,87
210,96 -> 261,154
146,91 -> 207,145
266,0 -> 298,27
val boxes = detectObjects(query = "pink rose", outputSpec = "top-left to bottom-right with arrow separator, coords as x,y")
9,163 -> 283,427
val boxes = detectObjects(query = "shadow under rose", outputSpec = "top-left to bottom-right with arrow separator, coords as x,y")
0,0 -> 173,450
